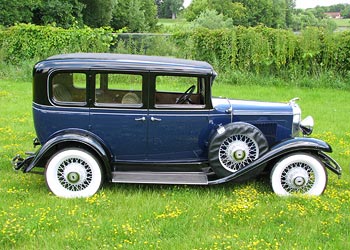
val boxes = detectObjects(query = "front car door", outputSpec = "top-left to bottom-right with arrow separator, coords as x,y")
147,74 -> 211,162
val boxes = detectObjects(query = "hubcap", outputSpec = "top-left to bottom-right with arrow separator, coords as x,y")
57,157 -> 92,191
281,162 -> 314,193
294,176 -> 306,186
233,149 -> 246,161
219,134 -> 259,172
67,172 -> 80,184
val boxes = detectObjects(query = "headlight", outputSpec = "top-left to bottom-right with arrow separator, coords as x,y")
300,116 -> 314,135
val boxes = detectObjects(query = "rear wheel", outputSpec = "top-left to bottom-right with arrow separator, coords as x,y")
45,148 -> 103,198
271,153 -> 327,196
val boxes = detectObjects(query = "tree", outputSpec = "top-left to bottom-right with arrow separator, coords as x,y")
157,0 -> 184,19
285,0 -> 295,28
81,0 -> 114,28
185,0 -> 295,28
184,0 -> 207,21
32,0 -> 84,28
111,0 -> 157,32
0,0 -> 37,26
341,5 -> 350,18
190,9 -> 233,29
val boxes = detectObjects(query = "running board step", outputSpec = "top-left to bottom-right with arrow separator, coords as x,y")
111,171 -> 209,185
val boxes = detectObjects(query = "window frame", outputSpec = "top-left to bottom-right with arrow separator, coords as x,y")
48,71 -> 88,107
151,73 -> 208,110
91,70 -> 147,109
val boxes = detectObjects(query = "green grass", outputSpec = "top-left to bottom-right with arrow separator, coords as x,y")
334,18 -> 350,27
158,18 -> 187,27
0,79 -> 349,249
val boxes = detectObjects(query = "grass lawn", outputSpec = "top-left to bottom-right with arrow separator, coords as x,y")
334,18 -> 350,27
158,18 -> 187,27
0,79 -> 349,249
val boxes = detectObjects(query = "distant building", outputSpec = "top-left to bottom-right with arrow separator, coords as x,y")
324,12 -> 342,19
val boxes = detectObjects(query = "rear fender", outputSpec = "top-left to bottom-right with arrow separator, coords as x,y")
23,131 -> 112,179
209,137 -> 334,185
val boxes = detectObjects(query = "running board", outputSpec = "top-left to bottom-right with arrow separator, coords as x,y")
111,171 -> 209,185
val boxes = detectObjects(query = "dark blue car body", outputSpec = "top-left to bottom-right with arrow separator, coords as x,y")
13,53 -> 341,197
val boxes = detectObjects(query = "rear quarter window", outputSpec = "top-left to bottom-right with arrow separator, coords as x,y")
51,73 -> 86,105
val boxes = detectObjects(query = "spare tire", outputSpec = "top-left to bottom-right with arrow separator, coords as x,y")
208,122 -> 269,177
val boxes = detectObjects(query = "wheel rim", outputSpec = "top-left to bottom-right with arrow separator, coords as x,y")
57,157 -> 93,192
281,162 -> 315,193
219,134 -> 259,172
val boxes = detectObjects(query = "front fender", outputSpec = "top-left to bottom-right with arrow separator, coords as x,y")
209,137 -> 333,185
23,131 -> 111,177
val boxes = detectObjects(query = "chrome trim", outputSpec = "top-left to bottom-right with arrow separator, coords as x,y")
290,98 -> 301,136
233,110 -> 291,116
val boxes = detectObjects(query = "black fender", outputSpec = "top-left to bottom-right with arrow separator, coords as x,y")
208,137 -> 338,185
23,130 -> 112,179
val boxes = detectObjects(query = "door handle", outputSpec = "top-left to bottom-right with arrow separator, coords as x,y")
135,117 -> 146,121
150,117 -> 162,122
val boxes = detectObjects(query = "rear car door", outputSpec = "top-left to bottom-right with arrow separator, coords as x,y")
89,71 -> 148,161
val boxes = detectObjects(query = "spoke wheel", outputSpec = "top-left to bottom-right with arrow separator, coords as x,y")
271,153 -> 327,196
219,134 -> 259,172
45,148 -> 103,198
209,122 -> 269,178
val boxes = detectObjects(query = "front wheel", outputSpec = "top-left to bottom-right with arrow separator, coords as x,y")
270,153 -> 327,196
45,148 -> 103,198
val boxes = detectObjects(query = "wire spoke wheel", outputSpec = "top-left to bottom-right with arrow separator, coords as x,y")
219,134 -> 259,172
57,157 -> 93,192
45,148 -> 103,198
209,122 -> 269,177
280,162 -> 315,193
271,153 -> 327,196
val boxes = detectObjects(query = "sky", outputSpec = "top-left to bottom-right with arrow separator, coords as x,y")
183,0 -> 350,9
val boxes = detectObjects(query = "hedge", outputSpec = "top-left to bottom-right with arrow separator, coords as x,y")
0,24 -> 114,64
1,24 -> 350,77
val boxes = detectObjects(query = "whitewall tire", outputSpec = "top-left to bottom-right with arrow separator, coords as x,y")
271,153 -> 327,196
45,148 -> 103,198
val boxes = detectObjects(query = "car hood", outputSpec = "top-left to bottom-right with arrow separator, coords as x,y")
212,97 -> 293,115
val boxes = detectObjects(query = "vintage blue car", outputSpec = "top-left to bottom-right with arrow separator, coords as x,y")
13,53 -> 341,198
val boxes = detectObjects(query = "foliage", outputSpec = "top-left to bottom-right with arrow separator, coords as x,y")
0,24 -> 114,64
157,0 -> 184,19
0,80 -> 349,249
184,0 -> 293,28
341,5 -> 350,18
0,0 -> 158,32
111,0 -> 157,32
31,0 -> 84,28
0,0 -> 37,26
173,26 -> 350,79
2,24 -> 350,83
184,0 -> 339,31
81,0 -> 114,28
189,9 -> 233,29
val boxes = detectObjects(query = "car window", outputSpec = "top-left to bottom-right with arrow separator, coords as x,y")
95,73 -> 143,107
52,73 -> 86,104
155,75 -> 205,108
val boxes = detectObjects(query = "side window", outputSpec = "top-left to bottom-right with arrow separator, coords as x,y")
155,75 -> 205,108
95,73 -> 142,107
52,73 -> 86,104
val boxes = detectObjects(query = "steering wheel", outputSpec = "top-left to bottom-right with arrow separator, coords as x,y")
176,85 -> 195,104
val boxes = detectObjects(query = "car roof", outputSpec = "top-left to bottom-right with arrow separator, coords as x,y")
37,53 -> 215,75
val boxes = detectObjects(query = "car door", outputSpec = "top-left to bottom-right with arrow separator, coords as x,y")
147,74 -> 210,162
89,71 -> 148,161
